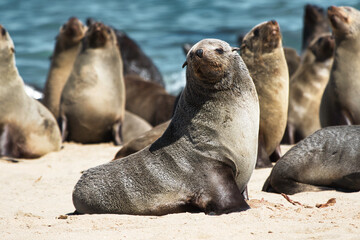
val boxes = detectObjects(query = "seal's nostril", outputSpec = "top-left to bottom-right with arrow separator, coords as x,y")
196,49 -> 203,58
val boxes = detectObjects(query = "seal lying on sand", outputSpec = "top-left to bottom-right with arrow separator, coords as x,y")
0,25 -> 61,158
263,126 -> 360,195
114,120 -> 169,159
320,6 -> 360,126
122,111 -> 152,144
285,34 -> 334,144
72,38 -> 259,215
125,74 -> 176,126
43,17 -> 87,119
240,20 -> 289,167
60,21 -> 125,144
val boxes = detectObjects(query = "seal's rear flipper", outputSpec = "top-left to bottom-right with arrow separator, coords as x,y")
256,134 -> 273,168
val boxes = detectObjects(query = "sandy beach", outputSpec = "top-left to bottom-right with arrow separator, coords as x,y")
1,143 -> 359,240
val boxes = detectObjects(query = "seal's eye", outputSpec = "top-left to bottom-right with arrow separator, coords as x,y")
107,28 -> 111,34
253,28 -> 260,37
215,48 -> 224,54
1,28 -> 6,36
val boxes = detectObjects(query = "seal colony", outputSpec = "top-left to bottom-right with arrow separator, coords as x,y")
0,25 -> 61,158
72,39 -> 259,215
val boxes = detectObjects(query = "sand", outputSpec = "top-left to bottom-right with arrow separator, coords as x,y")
1,143 -> 359,240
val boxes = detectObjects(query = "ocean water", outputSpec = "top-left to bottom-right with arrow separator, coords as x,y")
1,0 -> 359,95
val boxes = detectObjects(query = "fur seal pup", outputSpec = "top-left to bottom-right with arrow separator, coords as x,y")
42,17 -> 87,119
263,126 -> 360,195
115,30 -> 165,87
284,34 -> 334,144
240,20 -> 289,167
125,74 -> 176,126
0,25 -> 61,158
122,110 -> 152,144
302,4 -> 330,51
114,120 -> 169,159
60,21 -> 125,144
72,39 -> 259,215
320,6 -> 360,127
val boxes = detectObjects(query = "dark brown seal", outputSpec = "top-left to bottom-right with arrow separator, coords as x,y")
240,20 -> 289,168
302,4 -> 330,51
72,38 -> 259,215
285,34 -> 334,144
60,21 -> 125,144
0,25 -> 61,158
42,17 -> 87,119
125,74 -> 176,126
122,110 -> 152,144
263,126 -> 360,195
320,6 -> 360,126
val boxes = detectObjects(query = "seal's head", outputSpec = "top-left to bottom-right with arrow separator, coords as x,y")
84,21 -> 117,49
58,17 -> 87,47
0,25 -> 15,57
182,39 -> 244,90
241,20 -> 282,56
309,33 -> 335,62
305,4 -> 327,25
327,6 -> 360,39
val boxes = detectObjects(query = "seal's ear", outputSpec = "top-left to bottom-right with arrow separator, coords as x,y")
10,47 -> 15,54
232,47 -> 240,52
182,61 -> 188,68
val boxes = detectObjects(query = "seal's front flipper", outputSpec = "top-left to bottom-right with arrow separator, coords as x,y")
256,134 -> 273,168
195,161 -> 250,215
332,172 -> 360,191
112,121 -> 123,146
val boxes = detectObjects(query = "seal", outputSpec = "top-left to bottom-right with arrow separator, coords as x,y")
72,38 -> 259,215
0,25 -> 61,158
283,47 -> 300,78
125,74 -> 176,126
42,17 -> 87,119
240,20 -> 289,167
114,120 -> 169,159
302,4 -> 330,51
285,34 -> 334,144
263,126 -> 360,195
320,6 -> 360,126
122,110 -> 152,144
115,29 -> 165,87
60,21 -> 125,144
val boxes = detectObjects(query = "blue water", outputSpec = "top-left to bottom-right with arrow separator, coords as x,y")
1,0 -> 359,94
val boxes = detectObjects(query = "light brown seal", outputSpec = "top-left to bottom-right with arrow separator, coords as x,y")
0,25 -> 61,158
240,20 -> 289,167
263,126 -> 360,195
72,38 -> 259,215
125,74 -> 176,126
285,34 -> 334,144
42,17 -> 87,119
320,6 -> 360,126
60,21 -> 125,144
114,120 -> 169,159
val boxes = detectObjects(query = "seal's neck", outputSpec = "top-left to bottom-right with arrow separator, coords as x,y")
0,53 -> 21,85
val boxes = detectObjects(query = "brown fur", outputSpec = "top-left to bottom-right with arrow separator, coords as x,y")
122,110 -> 152,144
0,25 -> 61,158
240,20 -> 289,168
125,74 -> 176,126
60,21 -> 125,144
286,34 -> 334,144
114,120 -> 169,159
320,6 -> 360,126
43,17 -> 87,119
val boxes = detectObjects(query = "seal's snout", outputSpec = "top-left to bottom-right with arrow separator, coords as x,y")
196,49 -> 204,58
